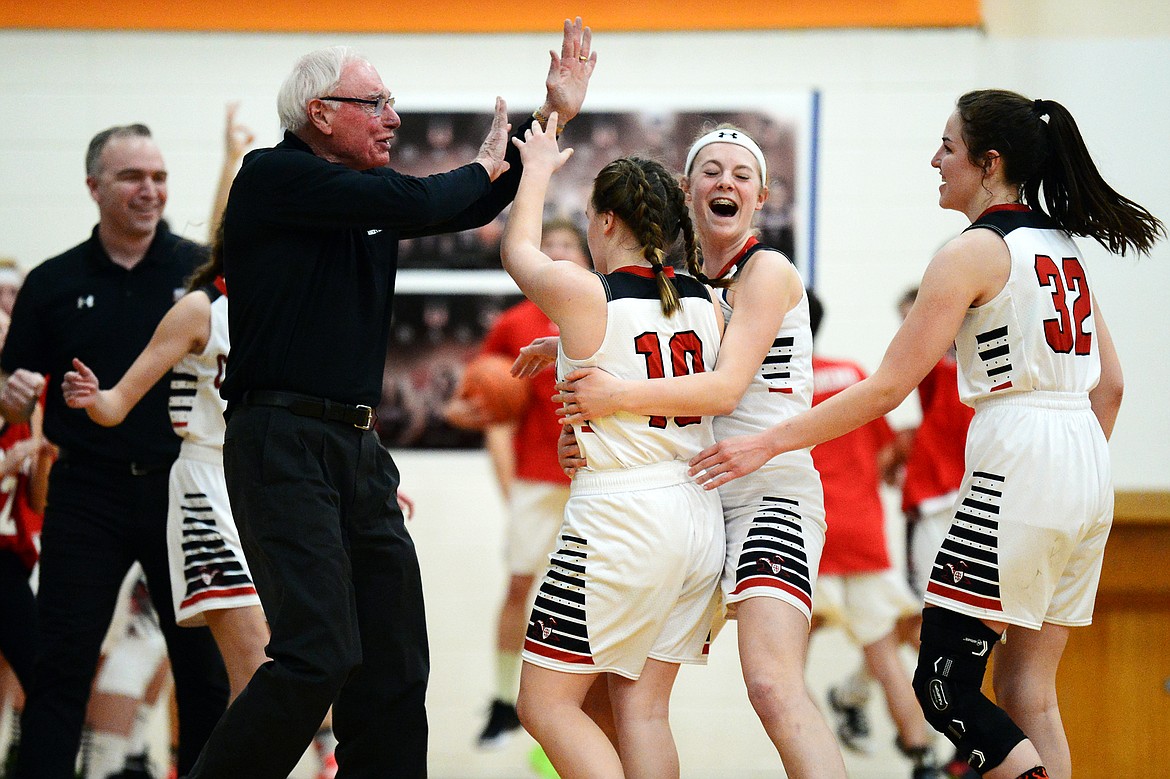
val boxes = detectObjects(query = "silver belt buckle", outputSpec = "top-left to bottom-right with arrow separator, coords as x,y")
355,405 -> 375,431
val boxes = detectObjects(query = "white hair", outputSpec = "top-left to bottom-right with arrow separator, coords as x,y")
277,45 -> 366,133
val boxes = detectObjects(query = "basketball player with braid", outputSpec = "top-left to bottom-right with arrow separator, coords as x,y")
690,90 -> 1163,779
502,114 -> 725,779
553,124 -> 846,778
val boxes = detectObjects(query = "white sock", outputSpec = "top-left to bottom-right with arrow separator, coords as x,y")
125,701 -> 157,756
85,730 -> 129,779
495,651 -> 522,704
834,665 -> 873,707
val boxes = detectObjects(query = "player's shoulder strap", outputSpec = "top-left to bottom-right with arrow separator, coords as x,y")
964,204 -> 1060,238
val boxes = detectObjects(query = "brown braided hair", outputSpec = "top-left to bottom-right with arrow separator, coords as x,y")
591,156 -> 702,316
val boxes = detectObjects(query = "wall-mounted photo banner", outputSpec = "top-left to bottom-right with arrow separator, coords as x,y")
379,94 -> 816,448
1,1 -> 980,33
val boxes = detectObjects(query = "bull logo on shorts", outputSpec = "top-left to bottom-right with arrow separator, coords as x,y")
756,555 -> 786,576
945,561 -> 968,584
533,617 -> 558,642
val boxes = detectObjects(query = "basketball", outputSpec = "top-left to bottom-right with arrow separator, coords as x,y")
459,353 -> 531,425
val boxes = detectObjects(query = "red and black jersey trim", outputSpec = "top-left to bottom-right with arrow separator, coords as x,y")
597,267 -> 712,304
731,496 -> 813,609
524,533 -> 594,665
712,236 -> 796,281
975,325 -> 1015,392
169,371 -> 198,428
762,335 -> 796,390
964,204 -> 1060,239
179,491 -> 257,610
926,471 -> 1004,612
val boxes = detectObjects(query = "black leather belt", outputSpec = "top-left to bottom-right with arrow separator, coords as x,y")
242,391 -> 377,431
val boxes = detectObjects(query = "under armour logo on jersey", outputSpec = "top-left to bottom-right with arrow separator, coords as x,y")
76,295 -> 94,309
946,561 -> 968,584
717,131 -> 739,139
367,228 -> 382,236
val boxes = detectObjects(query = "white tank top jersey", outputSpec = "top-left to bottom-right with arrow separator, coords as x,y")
169,279 -> 229,449
709,241 -> 816,445
955,205 -> 1102,405
559,266 -> 721,472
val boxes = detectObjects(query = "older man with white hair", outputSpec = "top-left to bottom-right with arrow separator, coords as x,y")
183,20 -> 596,779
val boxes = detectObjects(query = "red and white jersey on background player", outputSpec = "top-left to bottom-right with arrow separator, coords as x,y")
480,299 -> 569,486
901,354 -> 972,518
559,266 -> 722,471
0,420 -> 43,572
811,356 -> 895,576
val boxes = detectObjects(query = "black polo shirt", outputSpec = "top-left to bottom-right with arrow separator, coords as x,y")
1,223 -> 206,464
220,129 -> 525,408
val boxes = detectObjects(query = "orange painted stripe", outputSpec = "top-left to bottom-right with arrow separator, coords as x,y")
1,1 -> 980,33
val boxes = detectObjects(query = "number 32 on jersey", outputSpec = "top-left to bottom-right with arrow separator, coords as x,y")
1034,254 -> 1092,356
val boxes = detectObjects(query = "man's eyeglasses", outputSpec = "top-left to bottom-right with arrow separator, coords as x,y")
320,95 -> 396,116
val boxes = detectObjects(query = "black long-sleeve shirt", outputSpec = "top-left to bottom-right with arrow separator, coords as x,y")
220,127 -> 525,407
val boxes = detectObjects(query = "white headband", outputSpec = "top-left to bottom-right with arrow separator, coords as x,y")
684,129 -> 767,183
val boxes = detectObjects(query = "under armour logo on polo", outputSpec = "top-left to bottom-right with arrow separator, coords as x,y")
77,295 -> 94,308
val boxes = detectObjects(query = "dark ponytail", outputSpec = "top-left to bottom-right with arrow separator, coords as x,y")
186,220 -> 225,292
957,89 -> 1163,256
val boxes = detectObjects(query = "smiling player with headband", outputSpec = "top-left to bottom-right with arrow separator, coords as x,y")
553,123 -> 847,778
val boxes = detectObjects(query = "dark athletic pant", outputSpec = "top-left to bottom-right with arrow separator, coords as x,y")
13,460 -> 229,779
186,405 -> 429,779
0,551 -> 38,692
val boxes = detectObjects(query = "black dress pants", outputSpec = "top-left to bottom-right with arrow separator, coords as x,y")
14,459 -> 228,779
187,405 -> 429,779
0,551 -> 37,692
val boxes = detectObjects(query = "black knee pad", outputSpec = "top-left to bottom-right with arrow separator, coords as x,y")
913,608 -> 1027,774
